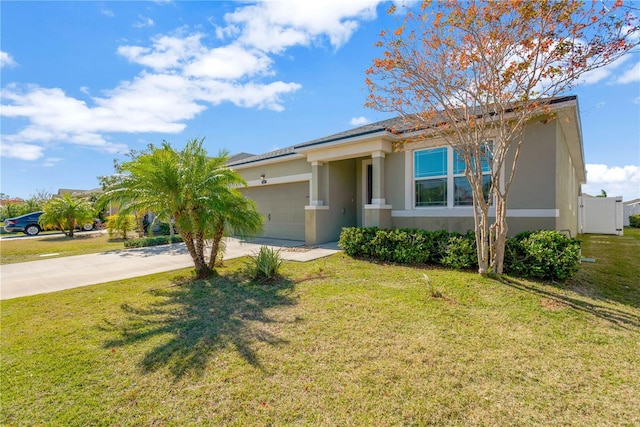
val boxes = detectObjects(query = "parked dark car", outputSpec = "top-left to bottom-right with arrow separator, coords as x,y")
3,212 -> 99,236
78,219 -> 100,231
3,211 -> 44,236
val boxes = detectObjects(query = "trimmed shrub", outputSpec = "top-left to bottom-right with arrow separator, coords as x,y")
245,246 -> 283,281
339,227 -> 456,265
156,222 -> 175,236
504,230 -> 581,281
340,226 -> 580,280
339,227 -> 434,264
629,213 -> 640,228
105,214 -> 136,239
441,231 -> 478,270
123,235 -> 184,248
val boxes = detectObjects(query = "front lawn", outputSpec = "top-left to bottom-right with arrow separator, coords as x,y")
1,231 -> 638,425
0,233 -> 126,265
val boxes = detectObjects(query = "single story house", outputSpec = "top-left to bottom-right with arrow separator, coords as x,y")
229,96 -> 586,245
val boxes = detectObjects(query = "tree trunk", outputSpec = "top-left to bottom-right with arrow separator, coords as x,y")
194,231 -> 214,279
490,196 -> 509,274
474,207 -> 490,275
207,222 -> 225,271
67,219 -> 75,238
181,230 -> 212,279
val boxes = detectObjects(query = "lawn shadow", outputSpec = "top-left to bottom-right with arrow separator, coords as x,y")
101,274 -> 296,379
499,276 -> 640,330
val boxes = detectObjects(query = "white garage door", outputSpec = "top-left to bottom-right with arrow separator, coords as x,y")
243,182 -> 308,241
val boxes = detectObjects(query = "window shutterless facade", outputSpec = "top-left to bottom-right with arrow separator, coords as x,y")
414,145 -> 492,208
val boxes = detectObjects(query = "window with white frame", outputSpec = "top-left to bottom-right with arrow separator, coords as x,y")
414,145 -> 492,208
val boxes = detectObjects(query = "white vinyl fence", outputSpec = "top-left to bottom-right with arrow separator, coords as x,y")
578,196 -> 623,236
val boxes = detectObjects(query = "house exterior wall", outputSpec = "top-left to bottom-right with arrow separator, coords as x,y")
555,121 -> 580,237
328,159 -> 357,238
355,157 -> 365,227
306,159 -> 357,244
385,150 -> 406,208
235,158 -> 311,184
506,121 -> 557,210
387,120 -> 576,237
233,105 -> 583,243
391,216 -> 556,234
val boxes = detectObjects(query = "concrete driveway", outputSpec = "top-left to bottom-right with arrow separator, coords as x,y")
0,238 -> 340,300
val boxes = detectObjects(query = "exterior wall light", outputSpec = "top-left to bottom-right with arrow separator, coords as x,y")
260,174 -> 267,184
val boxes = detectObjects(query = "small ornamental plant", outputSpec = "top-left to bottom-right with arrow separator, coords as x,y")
245,246 -> 283,282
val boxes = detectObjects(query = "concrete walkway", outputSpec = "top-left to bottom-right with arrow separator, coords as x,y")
0,238 -> 341,300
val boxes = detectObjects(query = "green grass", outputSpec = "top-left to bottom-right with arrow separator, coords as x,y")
0,233 -> 126,264
1,231 -> 639,426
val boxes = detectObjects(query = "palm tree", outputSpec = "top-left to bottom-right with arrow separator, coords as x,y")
39,194 -> 96,237
21,197 -> 44,215
100,138 -> 263,279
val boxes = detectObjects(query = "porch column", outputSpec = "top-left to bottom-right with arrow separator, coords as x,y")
365,151 -> 392,228
372,151 -> 386,205
306,161 -> 330,245
310,161 -> 326,206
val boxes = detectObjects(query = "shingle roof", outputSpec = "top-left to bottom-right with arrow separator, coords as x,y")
293,116 -> 408,149
227,152 -> 255,164
227,146 -> 298,166
228,95 -> 578,167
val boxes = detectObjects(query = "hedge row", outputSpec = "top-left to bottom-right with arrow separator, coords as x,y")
123,235 -> 184,248
629,213 -> 640,228
338,227 -> 581,281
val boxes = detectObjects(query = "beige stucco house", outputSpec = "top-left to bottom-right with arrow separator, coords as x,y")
230,96 -> 586,245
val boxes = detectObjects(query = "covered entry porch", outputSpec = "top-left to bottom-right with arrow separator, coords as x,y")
298,138 -> 394,245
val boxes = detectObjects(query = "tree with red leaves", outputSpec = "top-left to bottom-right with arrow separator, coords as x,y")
366,0 -> 639,275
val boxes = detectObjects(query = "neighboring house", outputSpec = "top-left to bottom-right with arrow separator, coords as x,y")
56,188 -> 118,216
56,188 -> 102,198
624,199 -> 640,226
229,96 -> 586,245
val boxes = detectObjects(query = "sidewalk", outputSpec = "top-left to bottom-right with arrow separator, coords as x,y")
0,238 -> 340,300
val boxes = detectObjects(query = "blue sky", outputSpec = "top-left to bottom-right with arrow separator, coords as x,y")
1,1 -> 639,201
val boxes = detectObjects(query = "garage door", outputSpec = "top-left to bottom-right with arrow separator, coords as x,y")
242,181 -> 308,241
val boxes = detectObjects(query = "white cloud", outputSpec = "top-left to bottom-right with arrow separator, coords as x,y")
183,45 -> 273,80
579,55 -> 629,85
0,51 -> 17,68
0,59 -> 299,153
196,80 -> 302,111
117,33 -> 204,71
617,61 -> 640,84
1,2 -> 384,160
218,0 -> 381,53
42,157 -> 63,167
100,8 -> 114,18
133,15 -> 155,28
350,116 -> 371,126
584,164 -> 640,200
0,141 -> 44,160
634,96 -> 640,105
